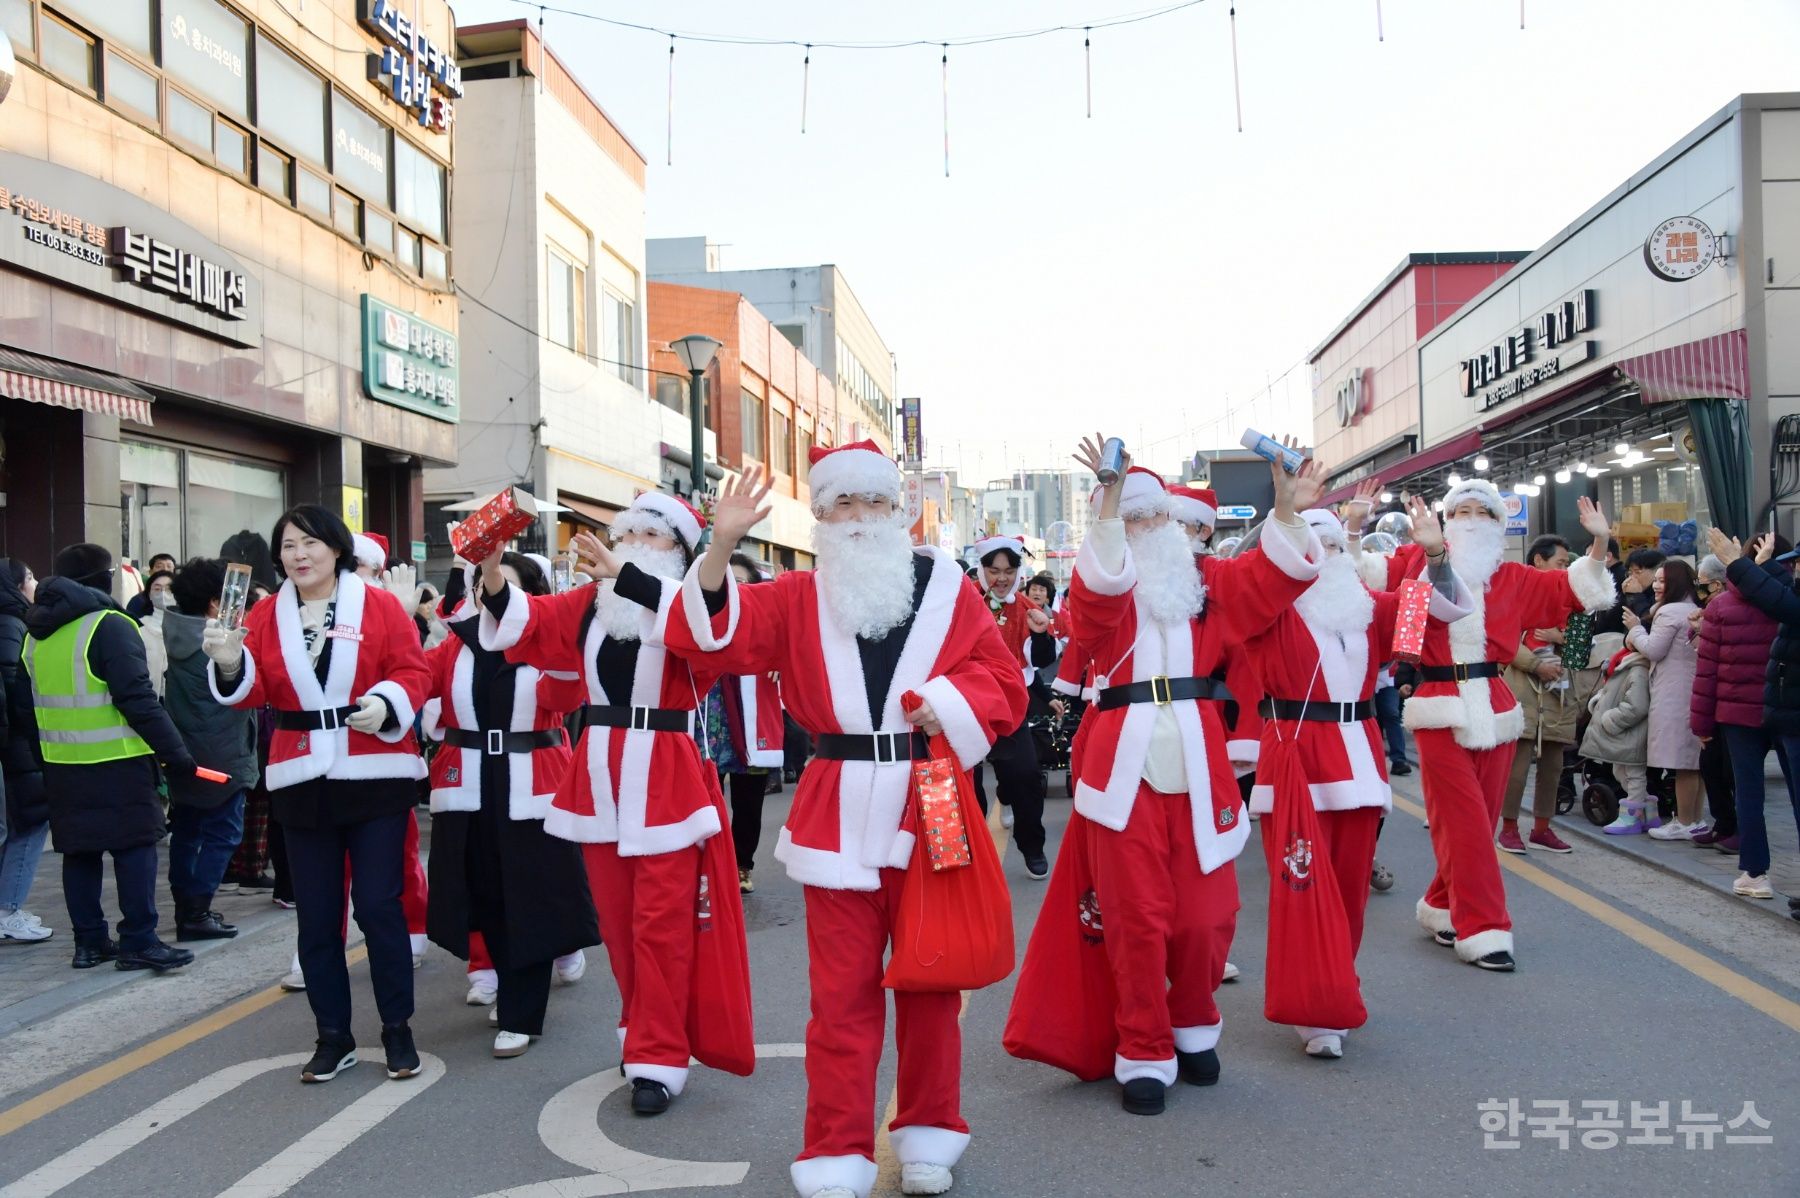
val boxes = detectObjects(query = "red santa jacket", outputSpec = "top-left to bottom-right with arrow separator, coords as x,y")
1066,522 -> 1321,874
726,671 -> 786,769
209,572 -> 429,790
1384,545 -> 1614,750
1050,596 -> 1096,702
420,608 -> 585,820
479,576 -> 726,855
666,546 -> 1027,892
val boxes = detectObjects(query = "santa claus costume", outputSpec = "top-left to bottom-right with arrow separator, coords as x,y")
475,492 -> 754,1115
666,442 -> 1027,1198
420,554 -> 599,1057
1375,480 -> 1614,969
969,534 -> 1055,876
1005,467 -> 1323,1114
1169,484 -> 1219,554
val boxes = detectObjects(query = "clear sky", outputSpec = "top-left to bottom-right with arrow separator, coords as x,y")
449,0 -> 1800,485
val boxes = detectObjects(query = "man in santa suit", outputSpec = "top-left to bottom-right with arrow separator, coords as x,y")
1371,479 -> 1615,971
1169,485 -> 1219,554
969,534 -> 1054,877
1006,437 -> 1326,1116
664,442 -> 1027,1198
474,491 -> 754,1116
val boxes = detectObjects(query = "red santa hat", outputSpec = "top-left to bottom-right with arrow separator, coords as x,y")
1169,485 -> 1218,529
352,532 -> 389,570
1090,466 -> 1170,520
1301,508 -> 1348,552
807,440 -> 902,511
974,534 -> 1027,564
613,490 -> 706,548
1442,477 -> 1506,521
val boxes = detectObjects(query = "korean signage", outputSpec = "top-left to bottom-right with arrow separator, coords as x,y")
361,295 -> 458,423
1644,216 -> 1718,282
901,397 -> 922,467
109,228 -> 247,321
1503,491 -> 1529,536
1335,368 -> 1369,428
1460,290 -> 1597,412
360,0 -> 462,135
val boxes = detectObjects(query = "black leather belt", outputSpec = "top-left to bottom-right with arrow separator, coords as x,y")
1420,662 -> 1503,683
813,731 -> 930,764
274,705 -> 358,731
581,705 -> 692,733
1096,675 -> 1233,711
444,727 -> 565,756
1259,697 -> 1374,724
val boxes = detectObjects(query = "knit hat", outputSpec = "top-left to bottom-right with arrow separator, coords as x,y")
1442,478 -> 1505,521
808,440 -> 902,511
352,533 -> 390,570
1091,466 -> 1170,520
612,491 -> 705,549
54,542 -> 113,588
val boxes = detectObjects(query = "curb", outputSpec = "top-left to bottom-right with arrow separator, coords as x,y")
1546,814 -> 1798,929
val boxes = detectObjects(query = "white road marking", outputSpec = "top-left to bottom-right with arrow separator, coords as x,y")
476,1043 -> 807,1198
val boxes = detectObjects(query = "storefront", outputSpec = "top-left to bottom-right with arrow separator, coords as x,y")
1363,92 -> 1800,554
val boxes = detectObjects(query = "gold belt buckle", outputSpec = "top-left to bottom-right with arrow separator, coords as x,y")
1150,675 -> 1173,706
1452,663 -> 1472,683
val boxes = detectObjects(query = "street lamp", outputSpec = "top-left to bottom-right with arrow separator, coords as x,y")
670,334 -> 721,502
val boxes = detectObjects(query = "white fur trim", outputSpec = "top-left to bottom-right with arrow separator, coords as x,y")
974,535 -> 1025,564
1226,738 -> 1260,762
421,697 -> 444,742
477,582 -> 531,652
208,651 -> 255,706
913,675 -> 992,771
1074,520 -> 1136,597
1442,478 -> 1504,520
626,492 -> 702,548
1173,1021 -> 1222,1053
888,1126 -> 971,1169
1415,898 -> 1453,934
791,1154 -> 879,1198
267,748 -> 424,789
1566,554 -> 1616,613
1051,673 -> 1083,697
352,534 -> 385,570
1259,518 -> 1325,582
624,1061 -> 689,1097
616,1025 -> 627,1049
1301,508 -> 1347,552
680,562 -> 740,651
1114,1054 -> 1178,1086
364,679 -> 417,745
1170,494 -> 1206,527
1453,926 -> 1514,963
1355,552 -> 1390,592
808,446 -> 901,509
1092,470 -> 1169,519
739,674 -> 786,768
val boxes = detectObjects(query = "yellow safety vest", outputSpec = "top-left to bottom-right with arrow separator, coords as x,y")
25,610 -> 154,765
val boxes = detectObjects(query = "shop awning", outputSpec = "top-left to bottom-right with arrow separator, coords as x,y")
0,348 -> 155,425
1319,430 -> 1482,506
558,495 -> 617,528
1613,328 -> 1749,404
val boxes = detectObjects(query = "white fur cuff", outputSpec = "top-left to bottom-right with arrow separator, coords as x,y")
680,562 -> 739,651
1355,551 -> 1391,592
1415,898 -> 1453,934
791,1154 -> 879,1198
364,680 -> 417,744
1174,1021 -> 1222,1053
1075,520 -> 1135,596
1567,554 -> 1616,614
1453,926 -> 1514,962
1114,1054 -> 1179,1086
624,1061 -> 689,1096
889,1125 -> 971,1169
914,675 -> 992,771
477,582 -> 531,652
208,651 -> 256,706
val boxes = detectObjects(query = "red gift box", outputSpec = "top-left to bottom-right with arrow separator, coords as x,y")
913,757 -> 973,871
1392,576 -> 1434,664
451,488 -> 538,563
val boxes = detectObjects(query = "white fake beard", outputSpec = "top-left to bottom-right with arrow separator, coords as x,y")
1447,515 -> 1506,591
1295,550 -> 1374,637
595,543 -> 686,641
813,515 -> 917,640
1129,520 -> 1206,625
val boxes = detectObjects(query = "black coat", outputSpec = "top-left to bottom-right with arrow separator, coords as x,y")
0,574 -> 46,831
161,609 -> 260,808
1723,556 -> 1800,737
424,634 -> 597,969
25,578 -> 195,854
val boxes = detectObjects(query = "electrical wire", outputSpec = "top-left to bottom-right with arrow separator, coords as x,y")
454,282 -> 689,381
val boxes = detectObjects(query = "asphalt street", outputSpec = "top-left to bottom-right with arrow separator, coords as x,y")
1,767 -> 1796,1197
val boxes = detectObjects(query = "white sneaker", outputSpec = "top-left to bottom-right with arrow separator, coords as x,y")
813,1189 -> 857,1198
280,968 -> 306,991
493,1031 -> 532,1058
900,1162 -> 954,1196
1648,819 -> 1695,841
1221,960 -> 1241,983
1000,806 -> 1015,830
1734,872 -> 1775,899
488,1006 -> 498,1026
466,974 -> 498,1006
554,950 -> 586,984
1304,1034 -> 1344,1059
0,908 -> 53,942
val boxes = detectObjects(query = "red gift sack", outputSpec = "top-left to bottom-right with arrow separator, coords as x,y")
882,693 -> 1015,993
1261,737 -> 1367,1030
687,772 -> 757,1077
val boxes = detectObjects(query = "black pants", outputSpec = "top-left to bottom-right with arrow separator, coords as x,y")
724,771 -> 765,871
284,810 -> 413,1036
979,722 -> 1046,857
268,818 -> 295,903
64,844 -> 158,950
1699,735 -> 1738,838
482,917 -> 554,1037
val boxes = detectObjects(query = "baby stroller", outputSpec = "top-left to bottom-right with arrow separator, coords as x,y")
1566,755 -> 1676,827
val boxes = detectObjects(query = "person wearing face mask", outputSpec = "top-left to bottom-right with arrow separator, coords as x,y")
1169,485 -> 1219,555
668,443 -> 1028,1198
1376,480 -> 1615,971
137,570 -> 175,700
968,535 -> 1054,878
204,505 -> 432,1084
125,555 -> 177,621
474,491 -> 753,1119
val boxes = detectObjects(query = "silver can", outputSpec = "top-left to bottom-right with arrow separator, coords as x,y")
1096,438 -> 1126,486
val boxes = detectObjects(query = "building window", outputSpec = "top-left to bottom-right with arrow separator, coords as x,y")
395,226 -> 419,273
214,116 -> 249,178
255,32 -> 327,167
740,389 -> 766,462
393,137 -> 445,243
602,289 -> 634,383
422,241 -> 448,286
58,0 -> 153,57
776,323 -> 805,351
332,187 -> 360,239
798,428 -> 814,482
0,0 -> 33,55
771,410 -> 794,476
296,167 -> 331,219
161,0 -> 249,119
655,376 -> 685,414
105,50 -> 159,122
330,90 -> 390,205
256,140 -> 292,200
119,441 -> 285,568
546,247 -> 585,353
40,13 -> 97,92
363,207 -> 394,256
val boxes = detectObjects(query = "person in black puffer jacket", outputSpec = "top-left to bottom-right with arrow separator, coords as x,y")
0,558 -> 52,943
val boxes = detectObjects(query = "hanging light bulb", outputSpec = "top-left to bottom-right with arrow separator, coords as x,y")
1447,472 -> 1463,486
1614,442 -> 1630,456
1473,455 -> 1490,472
1574,461 -> 1589,474
1378,491 -> 1393,502
1533,474 -> 1547,486
1555,469 -> 1572,484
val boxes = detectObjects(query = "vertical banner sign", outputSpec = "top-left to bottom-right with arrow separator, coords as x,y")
901,397 -> 923,468
905,473 -> 925,544
342,487 -> 365,534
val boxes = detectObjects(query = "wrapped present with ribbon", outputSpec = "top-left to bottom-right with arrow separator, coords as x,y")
1559,611 -> 1595,672
450,487 -> 538,564
913,756 -> 973,871
1392,576 -> 1434,664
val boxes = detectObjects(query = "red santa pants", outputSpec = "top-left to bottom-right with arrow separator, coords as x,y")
584,841 -> 699,1093
1415,729 -> 1516,959
794,869 -> 968,1190
1259,805 -> 1381,1034
1086,786 -> 1239,1085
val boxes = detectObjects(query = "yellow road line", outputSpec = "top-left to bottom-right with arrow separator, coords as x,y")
0,945 -> 368,1138
1389,793 -> 1800,1035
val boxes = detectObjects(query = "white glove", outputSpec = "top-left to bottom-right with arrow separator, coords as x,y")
346,694 -> 389,734
381,564 -> 422,611
202,620 -> 246,671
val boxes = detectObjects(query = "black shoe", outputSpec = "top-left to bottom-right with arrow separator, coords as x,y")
1433,928 -> 1457,948
237,873 -> 276,892
301,1034 -> 359,1082
1389,760 -> 1412,776
631,1078 -> 673,1116
381,1023 -> 421,1079
71,939 -> 119,969
764,774 -> 783,795
176,910 -> 239,942
1177,1047 -> 1220,1087
1121,1077 -> 1166,1116
783,769 -> 798,784
1787,896 -> 1800,912
1023,852 -> 1049,880
1473,950 -> 1516,972
115,941 -> 194,971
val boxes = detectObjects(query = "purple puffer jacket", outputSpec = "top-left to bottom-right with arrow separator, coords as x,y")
1691,583 -> 1779,736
